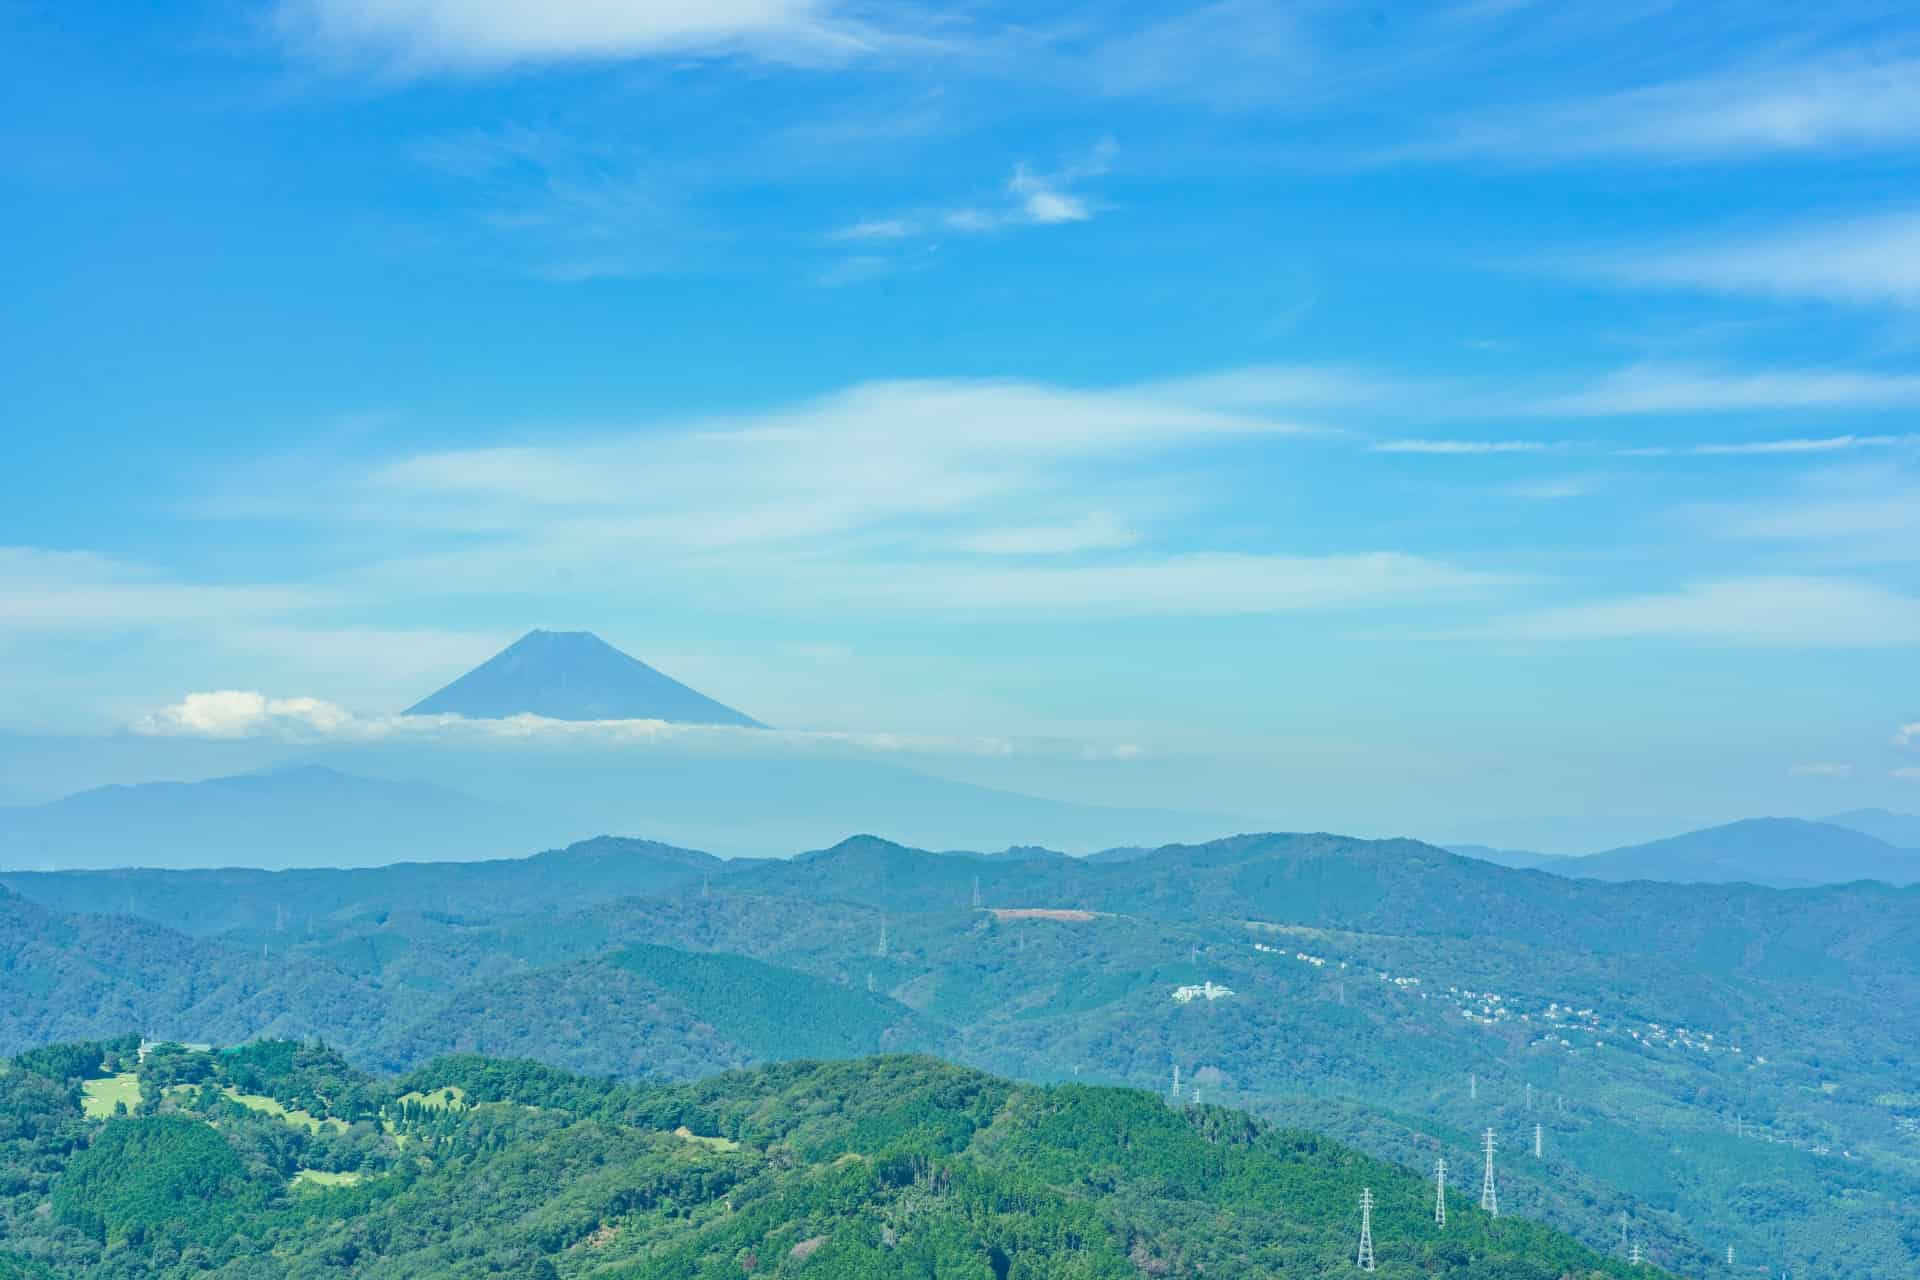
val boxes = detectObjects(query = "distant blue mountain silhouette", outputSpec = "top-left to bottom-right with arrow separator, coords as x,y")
1551,817 -> 1920,888
405,630 -> 764,727
0,765 -> 561,871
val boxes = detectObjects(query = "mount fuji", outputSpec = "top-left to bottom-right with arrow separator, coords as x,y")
405,630 -> 763,727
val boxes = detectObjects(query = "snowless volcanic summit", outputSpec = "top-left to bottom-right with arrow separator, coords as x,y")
403,630 -> 765,728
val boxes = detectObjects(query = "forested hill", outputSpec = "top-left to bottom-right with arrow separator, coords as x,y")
0,1038 -> 1654,1279
0,835 -> 737,936
7,833 -> 1920,1275
738,831 -> 1920,974
16,827 -> 1920,969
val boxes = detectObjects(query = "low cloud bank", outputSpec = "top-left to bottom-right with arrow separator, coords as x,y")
131,691 -> 1145,763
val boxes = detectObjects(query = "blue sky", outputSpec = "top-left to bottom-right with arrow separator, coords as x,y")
3,0 -> 1920,843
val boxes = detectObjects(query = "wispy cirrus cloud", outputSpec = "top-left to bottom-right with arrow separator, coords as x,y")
1692,464 -> 1920,559
368,372 -> 1308,527
949,513 -> 1141,556
1087,0 -> 1316,109
277,370 -> 1522,619
1405,53 -> 1920,163
1789,762 -> 1853,779
830,218 -> 917,242
0,548 -> 324,631
825,141 -> 1117,253
1370,439 -> 1552,455
779,552 -> 1519,616
1532,363 -> 1920,415
408,127 -> 690,282
1500,475 -> 1605,501
1581,211 -> 1920,308
274,0 -> 894,73
1620,435 -> 1912,459
1495,576 -> 1920,647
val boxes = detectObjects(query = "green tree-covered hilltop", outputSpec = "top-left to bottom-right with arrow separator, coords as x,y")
2,1039 -> 1653,1279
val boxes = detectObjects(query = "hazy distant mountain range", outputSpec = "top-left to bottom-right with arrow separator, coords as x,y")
1556,817 -> 1920,887
5,629 -> 1919,884
0,765 -> 567,871
1827,807 -> 1920,850
1453,816 -> 1920,888
0,756 -> 1237,870
1441,843 -> 1568,871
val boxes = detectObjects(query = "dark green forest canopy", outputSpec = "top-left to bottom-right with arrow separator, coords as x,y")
2,1043 -> 1654,1279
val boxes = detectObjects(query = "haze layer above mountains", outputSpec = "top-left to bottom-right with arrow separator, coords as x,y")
3,630 -> 1916,886
0,632 -> 1235,866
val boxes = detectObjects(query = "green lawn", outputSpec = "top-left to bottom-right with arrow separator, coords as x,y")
395,1086 -> 466,1110
291,1169 -> 364,1189
672,1125 -> 739,1152
219,1088 -> 347,1134
80,1073 -> 140,1119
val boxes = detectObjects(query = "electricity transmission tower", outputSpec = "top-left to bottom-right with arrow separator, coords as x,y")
1629,1242 -> 1644,1268
876,912 -> 888,958
971,876 -> 982,909
1479,1129 -> 1499,1217
1433,1157 -> 1447,1229
1469,1072 -> 1478,1102
1726,1245 -> 1735,1266
1533,1123 -> 1543,1159
1170,1063 -> 1181,1102
1355,1188 -> 1376,1271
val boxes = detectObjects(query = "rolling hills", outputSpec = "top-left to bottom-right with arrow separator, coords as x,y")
5,830 -> 1918,1276
1,833 -> 733,935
